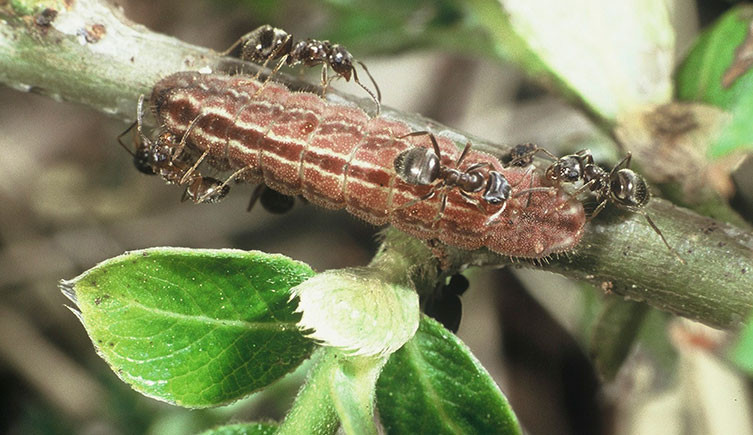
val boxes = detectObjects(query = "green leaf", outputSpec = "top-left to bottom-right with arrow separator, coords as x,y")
676,5 -> 753,158
331,355 -> 387,435
277,349 -> 340,435
376,315 -> 521,435
729,314 -> 753,375
60,248 -> 315,408
199,422 -> 277,435
590,297 -> 650,381
471,0 -> 674,124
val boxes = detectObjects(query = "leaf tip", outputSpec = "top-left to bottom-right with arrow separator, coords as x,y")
59,279 -> 78,306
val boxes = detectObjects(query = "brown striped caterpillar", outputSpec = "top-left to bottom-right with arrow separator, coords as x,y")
147,71 -> 585,258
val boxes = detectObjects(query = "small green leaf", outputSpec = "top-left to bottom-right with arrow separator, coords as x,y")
199,422 -> 277,435
376,315 -> 521,435
291,267 -> 419,357
676,5 -> 753,158
60,248 -> 315,408
729,314 -> 753,375
331,355 -> 387,435
590,298 -> 649,381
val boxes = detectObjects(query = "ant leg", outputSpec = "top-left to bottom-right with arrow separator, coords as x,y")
587,199 -> 609,221
174,112 -> 205,159
394,186 -> 439,212
320,64 -> 330,98
219,37 -> 244,57
507,145 -> 558,167
484,201 -> 508,226
356,61 -> 382,103
455,142 -> 472,168
465,162 -> 491,172
510,166 -> 553,207
179,148 -> 210,185
638,211 -> 686,264
571,177 -> 598,197
352,63 -> 382,116
197,166 -> 249,203
253,54 -> 290,97
247,184 -> 265,212
117,120 -> 138,155
432,193 -> 449,224
609,152 -> 633,178
459,190 -> 487,214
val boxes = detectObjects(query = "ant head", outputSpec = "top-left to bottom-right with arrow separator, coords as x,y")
394,147 -> 440,185
546,155 -> 583,183
505,143 -> 538,167
133,148 -> 156,175
482,171 -> 511,205
610,169 -> 649,208
132,144 -> 158,175
242,25 -> 292,62
328,45 -> 354,79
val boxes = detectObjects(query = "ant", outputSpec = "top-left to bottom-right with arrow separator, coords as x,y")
117,96 -> 230,204
222,24 -> 382,114
394,131 -> 550,225
510,146 -> 685,263
247,185 -> 297,214
423,274 -> 469,333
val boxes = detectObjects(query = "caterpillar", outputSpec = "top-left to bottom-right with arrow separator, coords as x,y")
147,71 -> 585,258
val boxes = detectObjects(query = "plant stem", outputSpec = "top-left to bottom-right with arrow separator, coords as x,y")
278,348 -> 340,435
2,0 -> 752,329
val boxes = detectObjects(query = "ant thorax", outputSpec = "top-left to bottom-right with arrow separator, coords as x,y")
289,39 -> 330,66
546,154 -> 586,184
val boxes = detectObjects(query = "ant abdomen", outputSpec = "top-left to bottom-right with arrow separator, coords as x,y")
239,25 -> 292,63
394,147 -> 440,186
610,169 -> 649,208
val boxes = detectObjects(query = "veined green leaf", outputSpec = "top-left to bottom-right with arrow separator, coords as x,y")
676,5 -> 753,158
376,315 -> 521,434
60,248 -> 315,408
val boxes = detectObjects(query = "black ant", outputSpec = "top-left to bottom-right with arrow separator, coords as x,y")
394,131 -> 550,225
423,274 -> 469,333
117,96 -> 230,204
222,24 -> 382,114
511,146 -> 685,263
500,143 -> 539,167
247,185 -> 297,214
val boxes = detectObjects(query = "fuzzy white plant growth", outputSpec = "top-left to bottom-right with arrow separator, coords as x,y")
290,269 -> 419,357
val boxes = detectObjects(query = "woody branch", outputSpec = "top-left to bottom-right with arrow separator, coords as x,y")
1,0 -> 752,329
